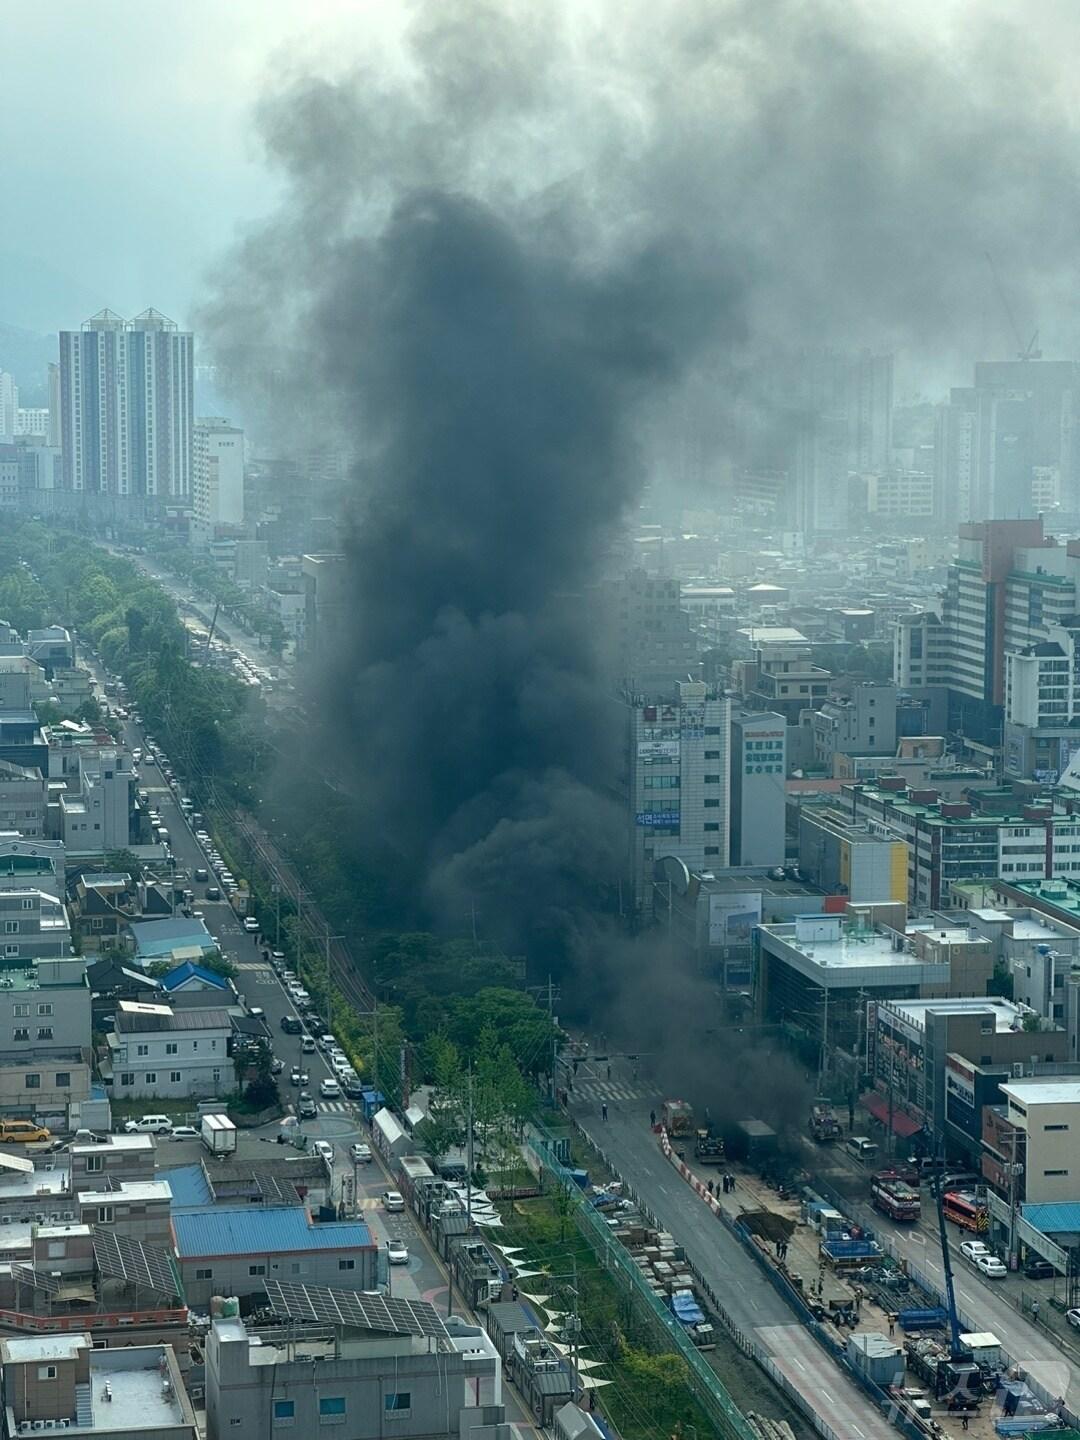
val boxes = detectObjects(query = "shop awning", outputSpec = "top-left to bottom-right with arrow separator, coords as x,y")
861,1091 -> 923,1139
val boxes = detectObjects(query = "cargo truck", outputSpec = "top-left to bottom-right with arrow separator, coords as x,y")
662,1100 -> 694,1136
201,1113 -> 238,1155
809,1100 -> 842,1143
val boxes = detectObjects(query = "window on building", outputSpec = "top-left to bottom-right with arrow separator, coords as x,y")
168,1071 -> 181,1083
12,1003 -> 29,1017
705,846 -> 720,855
704,823 -> 720,832
980,1020 -> 993,1035
119,1072 -> 134,1087
385,1394 -> 412,1419
165,1042 -> 178,1056
85,1155 -> 103,1173
338,1259 -> 355,1272
54,1072 -> 70,1088
4,920 -> 18,934
97,1206 -> 114,1224
24,1073 -> 40,1089
703,799 -> 720,808
273,1401 -> 295,1424
1044,1169 -> 1069,1177
1044,1123 -> 1069,1131
12,1028 -> 28,1041
249,1264 -> 266,1277
38,1366 -> 57,1381
144,1072 -> 157,1085
37,1028 -> 53,1041
37,1004 -> 52,1017
318,1398 -> 346,1421
195,1268 -> 213,1280
704,750 -> 720,759
704,774 -> 721,783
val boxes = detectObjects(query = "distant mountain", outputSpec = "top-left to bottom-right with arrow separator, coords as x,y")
0,322 -> 57,405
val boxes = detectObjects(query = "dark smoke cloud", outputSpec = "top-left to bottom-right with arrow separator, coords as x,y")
200,0 -> 1080,967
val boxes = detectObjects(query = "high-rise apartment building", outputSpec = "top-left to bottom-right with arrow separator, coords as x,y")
193,416 -> 245,527
59,308 -> 194,498
623,680 -> 731,914
603,568 -> 699,699
935,361 -> 1080,522
0,371 -> 17,441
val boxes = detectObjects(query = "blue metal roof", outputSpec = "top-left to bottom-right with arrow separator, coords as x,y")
129,917 -> 216,958
172,1205 -> 373,1258
1022,1202 -> 1080,1234
160,1164 -> 213,1210
160,961 -> 228,992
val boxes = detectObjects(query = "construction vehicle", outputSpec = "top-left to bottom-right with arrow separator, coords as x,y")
693,1128 -> 725,1165
924,1169 -> 982,1410
871,1171 -> 921,1223
662,1100 -> 694,1137
809,1099 -> 842,1143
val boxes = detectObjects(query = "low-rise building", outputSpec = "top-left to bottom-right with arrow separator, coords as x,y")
1000,1078 -> 1080,1205
0,834 -> 65,898
874,996 -> 1068,1154
206,1290 -> 508,1440
173,1207 -> 378,1307
107,1002 -> 232,1100
797,808 -> 908,902
0,888 -> 71,960
0,1335 -> 196,1440
0,760 -> 47,838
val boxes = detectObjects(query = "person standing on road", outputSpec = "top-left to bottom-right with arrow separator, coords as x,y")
650,1109 -> 657,1128
1032,1300 -> 1040,1325
601,1102 -> 608,1122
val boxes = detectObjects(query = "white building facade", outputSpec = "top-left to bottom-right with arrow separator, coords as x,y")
108,1001 -> 232,1099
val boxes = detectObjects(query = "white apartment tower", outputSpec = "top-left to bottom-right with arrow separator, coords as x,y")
0,371 -> 17,442
59,308 -> 194,498
193,416 -> 245,526
626,680 -> 731,913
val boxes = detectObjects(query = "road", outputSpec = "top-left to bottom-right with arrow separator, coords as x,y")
813,1155 -> 1079,1413
570,1063 -> 899,1440
87,673 -> 540,1436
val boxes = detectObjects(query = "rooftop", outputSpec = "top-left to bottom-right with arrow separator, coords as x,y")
116,1001 -> 231,1033
172,1205 -> 373,1258
1001,1079 -> 1080,1107
887,997 -> 1032,1032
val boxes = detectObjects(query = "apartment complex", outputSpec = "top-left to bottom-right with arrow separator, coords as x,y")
192,417 -> 244,528
58,309 -> 193,498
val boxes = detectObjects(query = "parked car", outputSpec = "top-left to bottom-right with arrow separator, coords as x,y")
170,1125 -> 200,1141
386,1239 -> 409,1266
320,1078 -> 341,1099
383,1190 -> 405,1212
0,1119 -> 52,1144
351,1142 -> 372,1163
1024,1258 -> 1056,1280
123,1115 -> 172,1135
974,1253 -> 1007,1279
243,917 -> 259,933
312,1139 -> 334,1162
1068,1308 -> 1080,1330
960,1240 -> 990,1262
301,1037 -> 316,1054
280,1015 -> 302,1034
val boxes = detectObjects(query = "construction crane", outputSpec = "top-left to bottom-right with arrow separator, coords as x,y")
984,251 -> 1042,360
930,1170 -> 981,1409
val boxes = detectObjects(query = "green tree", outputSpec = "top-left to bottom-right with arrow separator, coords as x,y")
416,1034 -> 467,1162
104,850 -> 144,880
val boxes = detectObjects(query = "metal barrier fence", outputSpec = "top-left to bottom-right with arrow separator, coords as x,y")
527,1125 -> 759,1440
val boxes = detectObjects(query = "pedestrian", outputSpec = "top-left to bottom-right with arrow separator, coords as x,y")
650,1109 -> 657,1128
707,1179 -> 714,1195
961,1414 -> 968,1432
601,1102 -> 608,1122
1032,1300 -> 1040,1325
888,1315 -> 895,1337
606,1064 -> 612,1081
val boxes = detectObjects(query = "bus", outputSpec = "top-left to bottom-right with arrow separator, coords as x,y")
942,1190 -> 989,1233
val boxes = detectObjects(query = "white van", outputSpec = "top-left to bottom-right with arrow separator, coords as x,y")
845,1135 -> 879,1164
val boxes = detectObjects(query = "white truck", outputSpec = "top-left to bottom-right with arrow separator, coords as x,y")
200,1113 -> 238,1156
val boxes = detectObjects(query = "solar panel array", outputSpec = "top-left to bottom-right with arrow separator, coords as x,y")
93,1227 -> 178,1296
263,1279 -> 446,1339
11,1263 -> 60,1293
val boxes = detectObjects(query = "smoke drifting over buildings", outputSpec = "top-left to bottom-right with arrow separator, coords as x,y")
201,0 -> 1080,965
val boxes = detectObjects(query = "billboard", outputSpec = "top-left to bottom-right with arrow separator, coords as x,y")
638,740 -> 680,761
636,811 -> 680,828
708,891 -> 763,946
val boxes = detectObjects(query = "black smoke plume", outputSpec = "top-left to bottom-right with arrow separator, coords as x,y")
201,0 -> 1080,970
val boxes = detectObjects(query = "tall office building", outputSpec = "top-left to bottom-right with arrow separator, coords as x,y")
193,416 -> 245,527
58,308 -> 194,498
603,568 -> 699,699
729,708 -> 786,867
0,371 -> 17,441
623,680 -> 731,914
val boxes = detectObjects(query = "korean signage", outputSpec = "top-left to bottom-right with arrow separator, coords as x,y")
708,891 -> 763,946
638,740 -> 681,761
945,1053 -> 975,1107
636,811 -> 680,828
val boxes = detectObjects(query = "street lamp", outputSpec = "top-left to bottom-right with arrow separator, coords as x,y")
386,1240 -> 393,1296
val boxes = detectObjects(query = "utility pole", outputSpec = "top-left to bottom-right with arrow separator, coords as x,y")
273,884 -> 280,949
324,930 -> 344,1033
466,1069 -> 475,1229
548,975 -> 557,1104
818,983 -> 830,1091
1007,1126 -> 1022,1266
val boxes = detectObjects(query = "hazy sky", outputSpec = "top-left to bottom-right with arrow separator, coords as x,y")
0,1 -> 402,334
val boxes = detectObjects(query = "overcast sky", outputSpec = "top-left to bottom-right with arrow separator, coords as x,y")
0,1 -> 403,335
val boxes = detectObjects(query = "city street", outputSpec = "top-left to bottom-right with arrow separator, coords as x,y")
570,1061 -> 899,1440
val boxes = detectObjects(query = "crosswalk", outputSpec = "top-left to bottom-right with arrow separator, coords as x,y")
319,1100 -> 354,1114
572,1079 -> 652,1103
